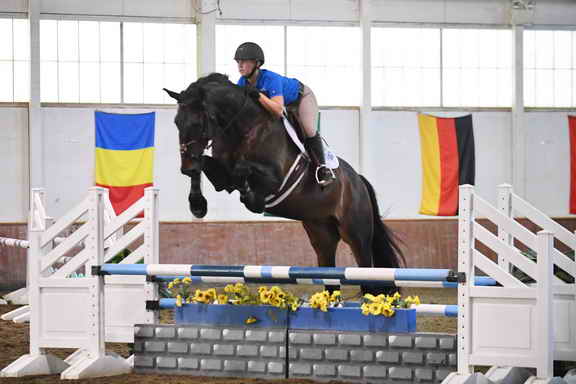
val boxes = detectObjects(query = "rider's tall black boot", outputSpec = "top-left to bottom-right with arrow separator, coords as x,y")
304,134 -> 336,187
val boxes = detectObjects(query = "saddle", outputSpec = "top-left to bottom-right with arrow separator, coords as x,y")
282,106 -> 339,170
285,105 -> 307,143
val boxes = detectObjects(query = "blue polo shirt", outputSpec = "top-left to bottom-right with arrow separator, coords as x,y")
237,69 -> 300,105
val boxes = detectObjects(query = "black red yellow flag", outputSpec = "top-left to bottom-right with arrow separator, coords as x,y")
418,114 -> 475,216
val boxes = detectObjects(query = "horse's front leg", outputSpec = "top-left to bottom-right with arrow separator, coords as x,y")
186,170 -> 208,218
233,162 -> 265,214
202,155 -> 234,193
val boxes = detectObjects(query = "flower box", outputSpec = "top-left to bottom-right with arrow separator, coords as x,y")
174,303 -> 416,333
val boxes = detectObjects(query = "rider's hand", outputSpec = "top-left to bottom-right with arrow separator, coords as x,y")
247,87 -> 261,101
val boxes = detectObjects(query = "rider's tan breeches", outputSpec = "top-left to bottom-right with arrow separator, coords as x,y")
296,84 -> 319,138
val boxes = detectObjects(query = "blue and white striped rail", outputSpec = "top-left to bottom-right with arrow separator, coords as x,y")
151,274 -> 495,288
100,264 -> 462,284
412,304 -> 458,317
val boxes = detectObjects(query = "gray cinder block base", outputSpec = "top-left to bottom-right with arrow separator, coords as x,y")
134,324 -> 457,383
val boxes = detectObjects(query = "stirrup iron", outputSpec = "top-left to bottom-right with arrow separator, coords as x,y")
315,165 -> 335,186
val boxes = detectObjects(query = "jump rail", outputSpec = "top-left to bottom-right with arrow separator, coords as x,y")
146,273 -> 496,288
0,185 -> 559,383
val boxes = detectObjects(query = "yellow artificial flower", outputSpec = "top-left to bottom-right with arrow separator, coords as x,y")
405,295 -> 421,306
168,282 -> 174,289
217,294 -> 228,304
363,293 -> 377,302
383,304 -> 395,317
182,277 -> 192,284
369,303 -> 382,315
234,283 -> 247,294
330,291 -> 341,302
271,298 -> 283,308
176,295 -> 183,307
361,303 -> 370,315
206,288 -> 217,301
245,316 -> 258,324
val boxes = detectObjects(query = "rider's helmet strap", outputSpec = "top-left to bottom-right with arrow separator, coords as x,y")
245,62 -> 261,83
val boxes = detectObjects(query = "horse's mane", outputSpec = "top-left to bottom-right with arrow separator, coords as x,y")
179,72 -> 267,120
197,73 -> 232,87
180,73 -> 234,101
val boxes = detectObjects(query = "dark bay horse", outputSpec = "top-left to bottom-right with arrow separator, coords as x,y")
164,73 -> 403,295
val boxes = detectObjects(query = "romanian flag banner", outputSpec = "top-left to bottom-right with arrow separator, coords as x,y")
95,111 -> 155,215
569,116 -> 576,214
418,114 -> 475,216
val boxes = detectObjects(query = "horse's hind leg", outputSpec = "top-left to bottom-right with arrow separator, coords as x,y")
340,214 -> 398,296
302,220 -> 341,292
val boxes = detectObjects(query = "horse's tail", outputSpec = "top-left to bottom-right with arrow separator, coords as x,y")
359,175 -> 405,269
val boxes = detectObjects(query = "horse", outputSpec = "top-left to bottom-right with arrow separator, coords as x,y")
164,73 -> 404,295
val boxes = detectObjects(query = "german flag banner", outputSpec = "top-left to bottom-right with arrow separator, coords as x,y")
569,116 -> 576,214
418,113 -> 475,216
95,111 -> 155,215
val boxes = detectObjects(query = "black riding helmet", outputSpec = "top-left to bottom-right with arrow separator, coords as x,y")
234,42 -> 265,77
235,42 -> 264,80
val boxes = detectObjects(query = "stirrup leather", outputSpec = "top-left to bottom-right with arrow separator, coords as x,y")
315,165 -> 335,186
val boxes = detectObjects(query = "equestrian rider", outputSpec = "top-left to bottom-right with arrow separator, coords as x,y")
234,42 -> 336,187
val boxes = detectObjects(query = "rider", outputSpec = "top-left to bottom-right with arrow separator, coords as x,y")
234,42 -> 336,187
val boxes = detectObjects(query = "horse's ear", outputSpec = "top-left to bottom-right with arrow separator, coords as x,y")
163,88 -> 182,102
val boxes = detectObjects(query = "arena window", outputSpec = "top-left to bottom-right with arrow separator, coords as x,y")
0,18 -> 29,102
442,28 -> 513,107
524,30 -> 576,108
287,26 -> 361,107
371,27 -> 441,107
216,24 -> 285,84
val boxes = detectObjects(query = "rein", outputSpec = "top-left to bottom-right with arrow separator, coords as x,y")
218,87 -> 250,136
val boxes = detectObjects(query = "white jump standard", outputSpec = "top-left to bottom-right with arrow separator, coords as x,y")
1,185 -> 572,383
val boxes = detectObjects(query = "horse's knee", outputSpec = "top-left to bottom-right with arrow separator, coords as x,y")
240,190 -> 265,214
233,163 -> 252,178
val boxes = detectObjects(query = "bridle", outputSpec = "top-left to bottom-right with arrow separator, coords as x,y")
179,87 -> 251,156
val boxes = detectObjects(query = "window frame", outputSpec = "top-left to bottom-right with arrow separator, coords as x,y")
2,15 -> 576,111
36,15 -> 197,107
0,15 -> 30,104
216,19 -> 362,109
523,26 -> 576,109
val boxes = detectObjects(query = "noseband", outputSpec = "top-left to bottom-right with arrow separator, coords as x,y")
180,139 -> 205,155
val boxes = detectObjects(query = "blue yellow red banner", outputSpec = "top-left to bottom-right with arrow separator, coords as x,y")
94,111 -> 155,215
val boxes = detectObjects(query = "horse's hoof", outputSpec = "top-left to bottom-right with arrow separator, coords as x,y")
188,194 -> 207,218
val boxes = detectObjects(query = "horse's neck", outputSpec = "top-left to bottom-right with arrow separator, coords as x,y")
256,118 -> 302,174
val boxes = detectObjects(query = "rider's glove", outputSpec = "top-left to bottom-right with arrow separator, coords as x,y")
247,87 -> 261,101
